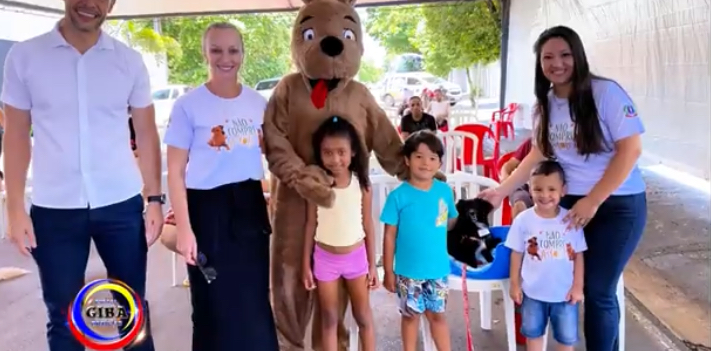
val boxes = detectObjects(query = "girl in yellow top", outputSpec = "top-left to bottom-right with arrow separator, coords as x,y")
302,116 -> 378,351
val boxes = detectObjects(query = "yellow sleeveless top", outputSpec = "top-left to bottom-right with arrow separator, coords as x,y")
315,175 -> 365,247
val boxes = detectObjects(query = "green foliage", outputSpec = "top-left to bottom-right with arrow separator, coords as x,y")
160,14 -> 294,87
358,59 -> 384,83
107,19 -> 182,61
364,7 -> 420,55
364,2 -> 501,77
421,1 -> 501,76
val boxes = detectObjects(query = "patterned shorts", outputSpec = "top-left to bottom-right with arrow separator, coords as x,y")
396,275 -> 449,316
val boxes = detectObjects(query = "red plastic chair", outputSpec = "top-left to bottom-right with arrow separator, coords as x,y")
489,103 -> 518,140
496,151 -> 516,226
453,124 -> 500,179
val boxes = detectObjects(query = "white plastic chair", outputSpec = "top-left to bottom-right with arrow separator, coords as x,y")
348,173 -> 515,351
420,173 -> 517,351
437,131 -> 479,175
369,174 -> 402,267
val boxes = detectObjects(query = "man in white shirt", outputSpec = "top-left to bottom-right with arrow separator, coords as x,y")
427,88 -> 451,128
1,0 -> 162,350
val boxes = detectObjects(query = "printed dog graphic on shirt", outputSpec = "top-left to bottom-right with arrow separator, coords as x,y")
566,243 -> 575,261
208,125 -> 230,151
527,237 -> 541,261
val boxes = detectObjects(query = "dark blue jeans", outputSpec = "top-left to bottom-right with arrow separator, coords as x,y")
561,193 -> 647,351
30,195 -> 154,351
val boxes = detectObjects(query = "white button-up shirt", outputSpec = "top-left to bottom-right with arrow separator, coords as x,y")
0,26 -> 153,209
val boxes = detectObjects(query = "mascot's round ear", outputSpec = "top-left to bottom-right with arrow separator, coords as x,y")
302,0 -> 357,5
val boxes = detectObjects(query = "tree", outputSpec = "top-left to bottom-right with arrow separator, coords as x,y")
357,59 -> 384,83
363,1 -> 501,102
419,1 -> 501,102
106,19 -> 182,61
161,14 -> 294,87
364,6 -> 421,55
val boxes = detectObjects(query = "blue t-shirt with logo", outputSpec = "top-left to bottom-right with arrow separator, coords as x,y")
545,79 -> 646,195
504,207 -> 587,303
380,180 -> 457,280
163,85 -> 266,190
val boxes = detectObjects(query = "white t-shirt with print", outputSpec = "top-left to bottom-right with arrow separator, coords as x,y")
163,85 -> 266,190
504,207 -> 587,303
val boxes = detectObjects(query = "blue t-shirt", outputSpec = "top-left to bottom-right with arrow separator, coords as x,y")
380,180 -> 458,280
504,207 -> 587,303
163,85 -> 266,190
545,79 -> 646,195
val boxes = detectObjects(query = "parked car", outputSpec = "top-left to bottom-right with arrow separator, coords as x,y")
254,77 -> 281,100
377,72 -> 463,107
152,84 -> 192,123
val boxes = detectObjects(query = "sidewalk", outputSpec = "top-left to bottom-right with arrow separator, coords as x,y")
0,242 -> 678,350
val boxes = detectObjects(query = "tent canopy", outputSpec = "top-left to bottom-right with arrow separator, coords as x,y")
0,0 -> 432,18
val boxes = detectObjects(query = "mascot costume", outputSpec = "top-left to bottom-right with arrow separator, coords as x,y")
262,0 -> 406,349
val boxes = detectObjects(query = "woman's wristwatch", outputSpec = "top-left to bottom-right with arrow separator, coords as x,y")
146,194 -> 166,205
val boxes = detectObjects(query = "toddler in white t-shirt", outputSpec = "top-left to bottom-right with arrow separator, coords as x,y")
505,160 -> 587,351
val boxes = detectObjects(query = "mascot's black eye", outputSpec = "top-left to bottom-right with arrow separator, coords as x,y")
303,28 -> 315,41
343,29 -> 355,41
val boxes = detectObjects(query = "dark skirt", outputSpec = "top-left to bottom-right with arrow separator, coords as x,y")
186,180 -> 277,351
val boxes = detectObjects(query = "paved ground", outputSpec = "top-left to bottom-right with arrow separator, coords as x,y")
0,103 -> 703,350
0,243 -> 678,351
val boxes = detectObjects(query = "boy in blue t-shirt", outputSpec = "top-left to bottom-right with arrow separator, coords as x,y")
505,160 -> 587,351
381,131 -> 457,351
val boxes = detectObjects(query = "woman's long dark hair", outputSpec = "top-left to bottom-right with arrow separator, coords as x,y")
312,116 -> 370,189
533,25 -> 608,158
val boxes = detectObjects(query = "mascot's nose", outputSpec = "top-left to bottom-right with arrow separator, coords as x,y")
320,36 -> 344,57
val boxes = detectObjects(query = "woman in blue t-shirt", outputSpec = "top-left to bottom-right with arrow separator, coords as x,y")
480,26 -> 646,351
163,22 -> 277,351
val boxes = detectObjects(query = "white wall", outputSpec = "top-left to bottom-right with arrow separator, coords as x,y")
504,0 -> 711,178
449,61 -> 501,99
0,6 -> 61,40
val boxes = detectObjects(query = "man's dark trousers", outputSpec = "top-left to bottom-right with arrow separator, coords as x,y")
30,194 -> 155,351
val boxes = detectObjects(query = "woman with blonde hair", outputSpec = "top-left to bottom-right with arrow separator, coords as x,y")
163,22 -> 277,350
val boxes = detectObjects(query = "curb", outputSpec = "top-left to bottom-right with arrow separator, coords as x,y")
624,257 -> 711,349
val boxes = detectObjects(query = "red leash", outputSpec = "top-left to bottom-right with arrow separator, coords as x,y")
461,264 -> 475,351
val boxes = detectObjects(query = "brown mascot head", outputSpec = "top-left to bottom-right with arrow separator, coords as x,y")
292,0 -> 363,82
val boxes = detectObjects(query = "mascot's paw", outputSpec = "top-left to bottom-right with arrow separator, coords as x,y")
295,165 -> 335,208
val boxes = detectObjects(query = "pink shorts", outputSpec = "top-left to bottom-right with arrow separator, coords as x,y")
313,243 -> 369,282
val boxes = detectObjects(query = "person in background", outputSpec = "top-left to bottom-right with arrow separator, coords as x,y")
128,107 -> 138,158
479,26 -> 646,351
400,96 -> 437,139
499,137 -> 533,219
397,86 -> 415,117
427,88 -> 451,130
420,88 -> 433,112
164,22 -> 277,350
